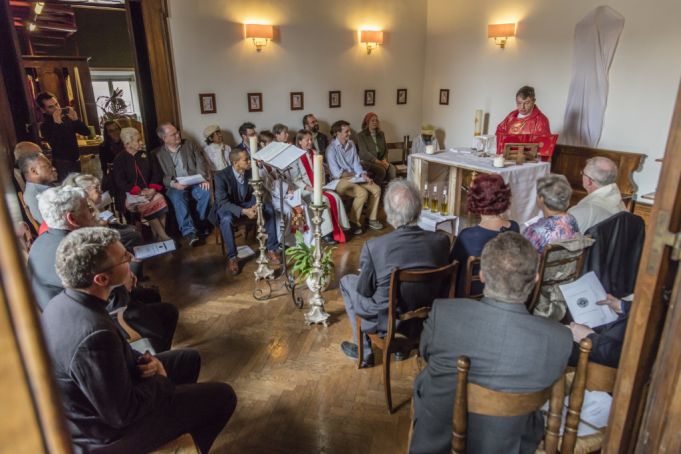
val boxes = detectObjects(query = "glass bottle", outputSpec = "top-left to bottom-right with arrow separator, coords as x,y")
440,188 -> 448,215
423,183 -> 429,211
431,185 -> 439,211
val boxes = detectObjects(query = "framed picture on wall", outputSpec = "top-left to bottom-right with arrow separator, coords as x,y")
396,88 -> 407,105
439,89 -> 450,105
329,90 -> 341,108
364,89 -> 376,106
199,93 -> 216,114
290,92 -> 304,110
248,92 -> 263,112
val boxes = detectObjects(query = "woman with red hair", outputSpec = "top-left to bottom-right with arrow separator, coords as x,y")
356,112 -> 396,184
451,173 -> 519,296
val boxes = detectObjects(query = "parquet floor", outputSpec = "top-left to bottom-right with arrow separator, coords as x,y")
144,225 -> 419,454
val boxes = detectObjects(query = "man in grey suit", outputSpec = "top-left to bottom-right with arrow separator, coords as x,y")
153,122 -> 212,246
410,232 -> 572,454
339,179 -> 450,367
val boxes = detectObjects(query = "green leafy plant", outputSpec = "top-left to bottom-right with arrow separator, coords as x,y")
285,231 -> 335,284
96,87 -> 134,128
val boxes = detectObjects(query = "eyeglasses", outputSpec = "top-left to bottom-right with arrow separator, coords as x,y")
580,170 -> 596,181
97,250 -> 134,273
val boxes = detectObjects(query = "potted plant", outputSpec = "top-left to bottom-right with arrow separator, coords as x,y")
96,87 -> 134,128
285,231 -> 335,291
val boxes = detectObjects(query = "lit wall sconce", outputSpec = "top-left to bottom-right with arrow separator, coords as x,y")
360,30 -> 384,55
245,24 -> 274,52
487,23 -> 516,49
34,2 -> 45,14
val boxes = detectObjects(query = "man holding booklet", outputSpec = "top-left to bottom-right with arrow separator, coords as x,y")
153,122 -> 213,247
325,120 -> 382,234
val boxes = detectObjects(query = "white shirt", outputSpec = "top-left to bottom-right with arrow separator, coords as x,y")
203,143 -> 230,171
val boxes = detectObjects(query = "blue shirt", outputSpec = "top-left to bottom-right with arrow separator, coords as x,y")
326,138 -> 364,179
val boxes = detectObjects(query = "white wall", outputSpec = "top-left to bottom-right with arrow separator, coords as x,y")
167,0 -> 427,146
422,0 -> 681,196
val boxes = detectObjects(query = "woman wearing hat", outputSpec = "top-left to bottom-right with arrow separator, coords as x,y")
356,112 -> 396,185
202,124 -> 231,172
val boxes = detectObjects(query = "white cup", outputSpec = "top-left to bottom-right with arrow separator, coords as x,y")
493,156 -> 505,168
425,144 -> 435,155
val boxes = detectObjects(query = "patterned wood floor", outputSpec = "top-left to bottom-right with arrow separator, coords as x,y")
145,226 -> 418,454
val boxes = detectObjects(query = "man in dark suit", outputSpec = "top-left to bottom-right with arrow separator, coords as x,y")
568,293 -> 631,368
213,148 -> 280,275
153,122 -> 212,247
303,114 -> 328,156
339,179 -> 450,367
410,232 -> 573,454
41,227 -> 236,453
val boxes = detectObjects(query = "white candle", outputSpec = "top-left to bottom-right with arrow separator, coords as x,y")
251,156 -> 260,181
313,154 -> 323,206
248,135 -> 258,154
425,144 -> 434,154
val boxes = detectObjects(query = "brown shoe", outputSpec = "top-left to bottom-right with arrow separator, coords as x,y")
227,258 -> 240,275
267,250 -> 281,265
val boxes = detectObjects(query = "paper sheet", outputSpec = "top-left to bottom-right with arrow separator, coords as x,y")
323,179 -> 340,191
237,245 -> 255,259
98,191 -> 113,209
254,142 -> 306,170
176,174 -> 206,186
559,271 -> 618,327
418,210 -> 459,236
542,390 -> 612,437
125,193 -> 148,206
133,240 -> 176,260
98,210 -> 115,222
350,175 -> 366,184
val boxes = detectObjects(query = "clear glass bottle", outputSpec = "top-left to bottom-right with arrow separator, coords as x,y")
431,185 -> 439,211
440,188 -> 448,215
423,183 -> 429,211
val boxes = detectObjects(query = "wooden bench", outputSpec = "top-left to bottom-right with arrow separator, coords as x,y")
550,144 -> 646,210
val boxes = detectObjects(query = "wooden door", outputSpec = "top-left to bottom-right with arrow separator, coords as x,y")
603,79 -> 681,452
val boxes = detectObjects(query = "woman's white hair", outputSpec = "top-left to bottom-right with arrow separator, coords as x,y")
383,179 -> 422,228
38,186 -> 88,229
120,127 -> 140,147
62,173 -> 100,191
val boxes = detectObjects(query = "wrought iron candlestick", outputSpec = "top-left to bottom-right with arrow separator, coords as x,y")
304,204 -> 330,326
250,179 -> 275,282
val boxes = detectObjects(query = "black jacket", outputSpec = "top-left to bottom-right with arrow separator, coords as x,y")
213,167 -> 253,219
40,114 -> 90,162
583,211 -> 645,298
569,300 -> 631,368
41,289 -> 173,448
112,150 -> 164,211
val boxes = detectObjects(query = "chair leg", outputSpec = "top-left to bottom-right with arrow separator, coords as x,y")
383,345 -> 393,413
355,315 -> 364,369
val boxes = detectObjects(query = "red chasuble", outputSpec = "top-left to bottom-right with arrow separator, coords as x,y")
495,106 -> 556,157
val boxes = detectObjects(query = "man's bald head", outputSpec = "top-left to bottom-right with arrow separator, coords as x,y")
14,141 -> 42,162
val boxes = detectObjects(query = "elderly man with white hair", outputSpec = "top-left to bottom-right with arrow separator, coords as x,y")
338,179 -> 450,367
568,156 -> 626,232
28,185 -> 98,310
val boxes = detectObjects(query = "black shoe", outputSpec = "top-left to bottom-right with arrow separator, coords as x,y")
322,234 -> 338,245
394,350 -> 409,362
198,226 -> 213,237
341,341 -> 374,368
186,233 -> 199,247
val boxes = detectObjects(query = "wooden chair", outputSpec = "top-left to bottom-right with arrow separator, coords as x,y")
560,338 -> 618,454
526,241 -> 590,317
149,433 -> 199,454
387,135 -> 412,177
356,262 -> 459,413
462,256 -> 483,299
503,143 -> 539,163
17,191 -> 41,234
452,356 -> 565,454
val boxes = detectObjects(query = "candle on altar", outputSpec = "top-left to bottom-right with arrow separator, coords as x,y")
313,154 -> 323,206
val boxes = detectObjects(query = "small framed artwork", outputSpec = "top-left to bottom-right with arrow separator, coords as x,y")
364,89 -> 376,106
439,89 -> 450,106
290,92 -> 304,110
396,88 -> 407,105
329,90 -> 341,108
199,93 -> 216,114
247,92 -> 263,112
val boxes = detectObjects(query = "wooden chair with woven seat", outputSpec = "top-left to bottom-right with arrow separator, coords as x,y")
356,261 -> 459,413
451,356 -> 565,454
526,241 -> 591,318
462,256 -> 483,299
559,338 -> 618,454
149,433 -> 200,454
387,135 -> 412,177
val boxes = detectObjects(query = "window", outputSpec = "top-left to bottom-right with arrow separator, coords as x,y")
90,70 -> 142,125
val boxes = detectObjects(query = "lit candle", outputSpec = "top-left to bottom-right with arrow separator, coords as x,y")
313,154 -> 323,206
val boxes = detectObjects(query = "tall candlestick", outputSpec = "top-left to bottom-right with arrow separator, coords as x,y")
313,154 -> 323,206
251,156 -> 260,181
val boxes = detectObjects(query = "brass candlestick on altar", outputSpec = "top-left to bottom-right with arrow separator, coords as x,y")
249,179 -> 275,281
304,204 -> 330,327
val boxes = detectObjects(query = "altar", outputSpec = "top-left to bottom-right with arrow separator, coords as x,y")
409,149 -> 550,225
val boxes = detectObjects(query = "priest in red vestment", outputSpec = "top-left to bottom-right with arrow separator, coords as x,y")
496,85 -> 555,156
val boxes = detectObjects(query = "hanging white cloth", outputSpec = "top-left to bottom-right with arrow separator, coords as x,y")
562,6 -> 625,147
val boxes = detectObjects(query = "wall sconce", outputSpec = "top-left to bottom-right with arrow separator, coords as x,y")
34,2 -> 45,14
487,23 -> 516,49
245,24 -> 274,52
360,30 -> 384,55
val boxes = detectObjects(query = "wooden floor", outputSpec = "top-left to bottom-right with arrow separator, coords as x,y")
144,225 -> 417,454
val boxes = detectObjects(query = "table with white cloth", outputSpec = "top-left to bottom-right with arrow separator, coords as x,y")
409,149 -> 550,225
